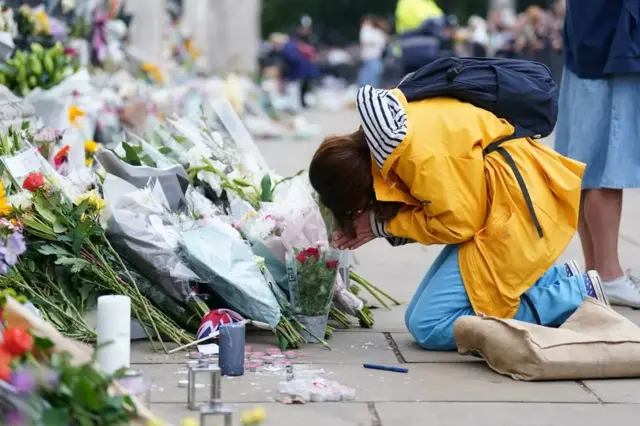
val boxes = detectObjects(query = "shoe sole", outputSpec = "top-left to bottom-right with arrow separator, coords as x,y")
565,259 -> 581,277
587,270 -> 610,306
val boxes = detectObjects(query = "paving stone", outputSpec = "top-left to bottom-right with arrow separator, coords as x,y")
151,402 -> 373,426
612,306 -> 640,326
582,379 -> 640,403
391,333 -> 481,363
131,341 -> 190,364
245,331 -> 398,364
375,402 -> 639,426
139,362 -> 596,404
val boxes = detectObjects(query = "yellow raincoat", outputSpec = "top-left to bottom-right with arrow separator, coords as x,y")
359,86 -> 584,318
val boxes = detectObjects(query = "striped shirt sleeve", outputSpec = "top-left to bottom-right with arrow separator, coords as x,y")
369,210 -> 414,247
355,85 -> 408,170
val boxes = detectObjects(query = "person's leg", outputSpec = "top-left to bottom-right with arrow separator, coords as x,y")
404,245 -> 457,326
405,245 -> 475,351
581,188 -> 624,280
514,264 -> 588,326
577,193 -> 596,271
300,79 -> 310,108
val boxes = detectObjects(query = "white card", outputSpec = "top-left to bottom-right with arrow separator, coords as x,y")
197,344 -> 219,355
4,148 -> 42,179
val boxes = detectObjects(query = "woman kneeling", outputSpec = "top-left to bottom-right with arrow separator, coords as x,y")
309,85 -> 609,351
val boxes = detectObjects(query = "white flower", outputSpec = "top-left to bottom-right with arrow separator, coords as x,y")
61,0 -> 75,14
9,192 -> 33,210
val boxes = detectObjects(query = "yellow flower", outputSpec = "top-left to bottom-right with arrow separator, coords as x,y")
85,158 -> 93,167
142,63 -> 165,84
241,406 -> 266,425
68,105 -> 85,128
146,418 -> 164,426
180,418 -> 198,426
0,182 -> 12,216
74,190 -> 106,211
34,10 -> 51,35
84,140 -> 98,154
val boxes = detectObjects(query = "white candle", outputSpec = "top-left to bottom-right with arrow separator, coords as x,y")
96,295 -> 131,375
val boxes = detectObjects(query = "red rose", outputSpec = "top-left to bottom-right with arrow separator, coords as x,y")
305,247 -> 320,260
54,145 -> 70,166
325,260 -> 339,269
295,252 -> 309,263
22,173 -> 45,192
2,328 -> 33,356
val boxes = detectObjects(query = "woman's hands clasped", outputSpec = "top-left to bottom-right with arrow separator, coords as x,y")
331,211 -> 376,250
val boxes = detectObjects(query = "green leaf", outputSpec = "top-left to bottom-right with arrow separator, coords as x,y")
139,154 -> 157,168
42,408 -> 71,426
34,335 -> 55,350
73,377 -> 103,411
173,135 -> 187,144
52,221 -> 68,233
72,199 -> 90,218
158,146 -> 173,155
54,257 -> 89,273
21,120 -> 29,130
121,142 -> 141,166
260,174 -> 272,202
37,244 -> 70,256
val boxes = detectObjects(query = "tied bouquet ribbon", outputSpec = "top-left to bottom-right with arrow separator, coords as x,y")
91,12 -> 108,63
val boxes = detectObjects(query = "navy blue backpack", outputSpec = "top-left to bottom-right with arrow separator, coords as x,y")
397,57 -> 558,139
397,57 -> 559,242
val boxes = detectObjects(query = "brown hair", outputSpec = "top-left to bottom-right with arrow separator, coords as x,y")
309,128 -> 402,237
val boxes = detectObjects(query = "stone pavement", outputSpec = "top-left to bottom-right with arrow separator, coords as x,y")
139,110 -> 640,425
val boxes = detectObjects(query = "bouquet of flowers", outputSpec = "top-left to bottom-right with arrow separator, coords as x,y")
0,295 -> 159,425
286,246 -> 339,342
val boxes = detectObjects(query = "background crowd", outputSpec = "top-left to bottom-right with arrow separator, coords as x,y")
259,0 -> 566,110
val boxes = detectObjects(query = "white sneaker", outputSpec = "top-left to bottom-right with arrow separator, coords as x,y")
564,259 -> 582,277
602,271 -> 640,309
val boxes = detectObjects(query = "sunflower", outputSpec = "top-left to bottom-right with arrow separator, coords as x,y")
0,181 -> 12,216
68,105 -> 85,128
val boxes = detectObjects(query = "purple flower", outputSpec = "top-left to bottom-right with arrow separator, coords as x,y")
0,232 -> 26,266
54,128 -> 66,140
10,369 -> 37,394
3,410 -> 27,426
0,259 -> 9,275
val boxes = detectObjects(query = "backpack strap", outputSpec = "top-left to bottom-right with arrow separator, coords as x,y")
483,136 -> 544,239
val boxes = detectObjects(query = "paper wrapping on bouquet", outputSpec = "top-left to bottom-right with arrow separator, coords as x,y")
0,31 -> 15,60
103,175 -> 203,308
96,149 -> 189,211
209,95 -> 269,173
1,297 -> 157,424
25,70 -> 98,136
0,143 -> 62,189
180,218 -> 281,327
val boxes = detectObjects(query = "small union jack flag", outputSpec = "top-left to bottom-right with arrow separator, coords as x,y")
196,309 -> 246,340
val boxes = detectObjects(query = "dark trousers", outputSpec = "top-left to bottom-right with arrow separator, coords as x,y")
300,79 -> 312,108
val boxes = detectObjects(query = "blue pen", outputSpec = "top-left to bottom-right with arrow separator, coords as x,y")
363,363 -> 408,374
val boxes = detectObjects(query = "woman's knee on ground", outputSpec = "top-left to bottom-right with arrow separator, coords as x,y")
405,312 -> 460,351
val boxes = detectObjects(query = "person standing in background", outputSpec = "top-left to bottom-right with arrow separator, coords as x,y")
268,33 -> 320,113
555,0 -> 640,307
295,15 -> 318,108
358,16 -> 388,88
395,0 -> 443,34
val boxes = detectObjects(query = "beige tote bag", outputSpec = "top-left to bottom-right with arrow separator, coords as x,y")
454,298 -> 640,381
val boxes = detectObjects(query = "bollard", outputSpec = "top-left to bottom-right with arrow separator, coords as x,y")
200,400 -> 233,426
187,362 -> 222,411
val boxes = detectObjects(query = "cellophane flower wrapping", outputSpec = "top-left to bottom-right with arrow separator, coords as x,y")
286,246 -> 339,317
102,175 -> 206,323
257,178 -> 365,315
180,216 -> 282,328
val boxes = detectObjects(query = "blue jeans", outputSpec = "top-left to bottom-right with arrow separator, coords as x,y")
405,245 -> 587,351
358,58 -> 384,88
